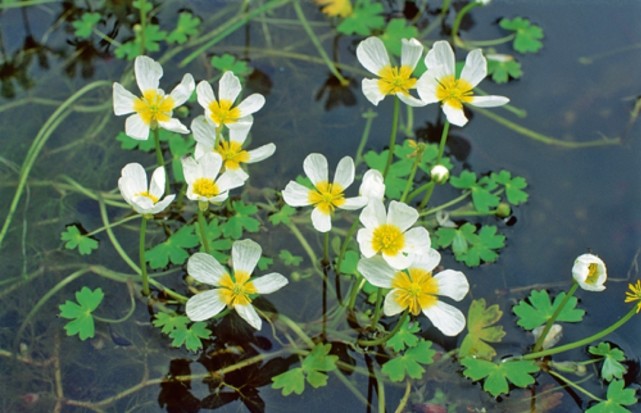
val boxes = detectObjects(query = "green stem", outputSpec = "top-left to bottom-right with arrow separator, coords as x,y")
420,190 -> 471,217
214,125 -> 223,148
86,214 -> 141,237
452,1 -> 481,48
292,0 -> 348,86
322,231 -> 330,267
336,219 -> 360,273
359,312 -> 409,347
436,120 -> 450,163
524,307 -> 638,360
370,288 -> 384,328
147,279 -> 188,303
197,206 -> 211,254
347,275 -> 366,311
137,0 -> 147,55
547,370 -> 603,402
99,197 -> 141,273
533,282 -> 578,352
400,153 -> 421,203
139,216 -> 150,296
418,182 -> 436,210
286,221 -> 320,271
383,97 -> 400,179
354,110 -> 377,168
153,127 -> 164,168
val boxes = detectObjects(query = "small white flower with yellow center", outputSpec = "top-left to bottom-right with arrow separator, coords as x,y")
185,239 -> 288,329
416,41 -> 509,127
282,153 -> 367,233
113,55 -> 194,140
191,115 -> 276,181
196,71 -> 265,130
118,163 -> 175,214
356,36 -> 426,107
357,200 -> 431,270
358,249 -> 469,336
182,152 -> 246,204
572,253 -> 607,291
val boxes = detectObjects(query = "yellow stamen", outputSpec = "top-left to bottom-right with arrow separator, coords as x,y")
136,191 -> 159,203
209,99 -> 241,126
585,263 -> 600,285
218,271 -> 257,307
371,224 -> 405,256
192,178 -> 219,198
391,268 -> 439,315
624,280 -> 641,313
133,89 -> 175,126
308,181 -> 345,215
435,75 -> 474,110
315,0 -> 352,17
377,65 -> 417,96
216,140 -> 250,170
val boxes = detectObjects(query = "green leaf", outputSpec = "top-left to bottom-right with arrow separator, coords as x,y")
166,131 -> 195,182
115,24 -> 167,60
132,0 -> 152,13
434,224 -> 505,267
61,225 -> 99,255
586,380 -> 637,413
379,19 -> 418,57
115,131 -> 156,151
211,54 -> 253,79
272,368 -> 306,396
451,171 -> 500,213
385,318 -> 420,352
492,170 -> 529,205
168,321 -> 211,352
487,56 -> 523,84
59,287 -> 104,340
200,218 -> 232,263
499,17 -> 544,54
589,342 -> 628,382
72,12 -> 101,39
336,0 -> 385,36
337,250 -> 359,275
167,12 -> 201,45
152,312 -> 189,335
513,289 -> 585,330
269,204 -> 296,226
461,357 -> 539,398
146,225 -> 200,269
272,343 -> 338,396
279,249 -> 303,266
459,298 -> 506,360
381,339 -> 435,382
221,200 -> 261,239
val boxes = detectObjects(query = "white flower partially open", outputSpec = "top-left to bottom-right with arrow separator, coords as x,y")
416,41 -> 509,127
356,200 -> 431,270
572,253 -> 607,292
356,36 -> 426,107
181,152 -> 246,204
118,163 -> 175,214
359,169 -> 386,203
282,153 -> 367,233
185,239 -> 288,330
358,250 -> 469,336
191,115 -> 275,181
113,55 -> 194,140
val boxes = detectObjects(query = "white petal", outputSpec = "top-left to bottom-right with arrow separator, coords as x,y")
397,93 -> 427,107
311,207 -> 332,233
148,194 -> 174,214
113,83 -> 136,115
191,115 -> 216,146
357,256 -> 394,288
218,71 -> 242,103
403,227 -> 432,256
460,49 -> 487,88
186,290 -> 226,322
235,304 -> 262,330
120,163 -> 147,196
216,171 -> 246,193
196,80 -> 216,111
442,102 -> 468,127
303,153 -> 328,186
434,270 -> 469,301
236,94 -> 266,117
415,72 -> 441,105
246,143 -> 276,163
411,248 -> 441,272
169,73 -> 195,106
425,41 -> 455,76
228,115 -> 254,131
135,55 -> 162,92
359,199 -> 386,228
400,38 -> 423,70
356,37 -> 390,75
422,301 -> 466,336
181,156 -> 199,185
232,239 -> 262,274
339,196 -> 368,210
125,114 -> 150,140
333,156 -> 355,189
468,95 -> 510,108
187,252 -> 227,285
208,192 -> 229,203
199,152 -> 223,179
383,251 -> 413,270
252,273 -> 289,294
282,181 -> 312,207
225,167 -> 249,182
362,78 -> 386,106
359,169 -> 385,202
383,290 -> 405,316
387,201 -> 418,231
148,166 -> 166,198
356,228 -> 376,258
229,123 -> 251,144
158,118 -> 190,135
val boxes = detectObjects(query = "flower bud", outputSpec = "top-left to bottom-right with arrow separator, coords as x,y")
532,324 -> 563,349
359,169 -> 385,202
430,164 -> 449,184
572,253 -> 607,292
495,202 -> 511,218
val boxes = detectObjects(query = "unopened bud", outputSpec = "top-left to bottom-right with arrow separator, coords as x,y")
430,165 -> 449,184
495,202 -> 511,218
532,324 -> 563,350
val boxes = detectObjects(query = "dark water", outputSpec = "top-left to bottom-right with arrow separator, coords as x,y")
1,1 -> 641,412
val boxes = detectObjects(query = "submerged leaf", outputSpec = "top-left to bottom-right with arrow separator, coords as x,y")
459,298 -> 506,360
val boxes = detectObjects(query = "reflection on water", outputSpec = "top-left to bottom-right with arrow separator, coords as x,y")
1,1 -> 641,412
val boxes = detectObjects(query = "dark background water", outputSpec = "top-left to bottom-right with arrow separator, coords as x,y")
1,0 -> 641,412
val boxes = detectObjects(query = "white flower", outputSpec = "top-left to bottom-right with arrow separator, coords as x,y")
191,115 -> 275,181
357,200 -> 431,270
185,239 -> 288,330
359,169 -> 386,203
572,253 -> 607,292
282,153 -> 367,233
357,249 -> 469,336
430,164 -> 449,184
118,163 -> 175,214
356,36 -> 426,107
196,71 -> 265,130
182,152 -> 246,204
416,41 -> 509,127
113,55 -> 194,140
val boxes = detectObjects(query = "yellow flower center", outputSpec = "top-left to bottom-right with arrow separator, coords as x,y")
624,280 -> 641,313
377,65 -> 417,96
133,89 -> 175,126
308,181 -> 346,215
209,99 -> 241,126
192,178 -> 219,198
136,191 -> 159,203
371,224 -> 405,256
218,271 -> 257,307
391,268 -> 439,315
216,140 -> 250,170
585,262 -> 601,285
435,75 -> 474,110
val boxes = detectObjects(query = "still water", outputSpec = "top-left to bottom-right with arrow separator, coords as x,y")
1,1 -> 640,412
